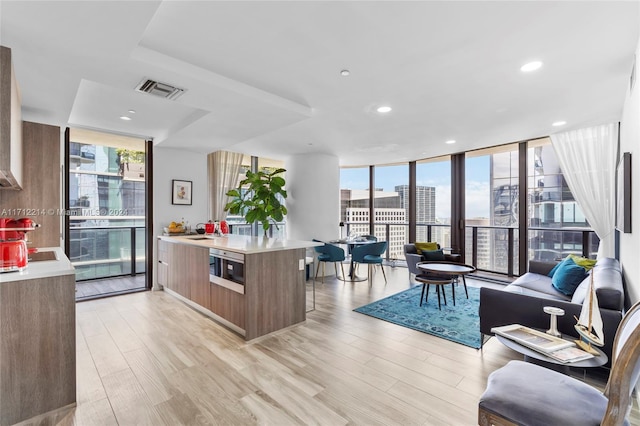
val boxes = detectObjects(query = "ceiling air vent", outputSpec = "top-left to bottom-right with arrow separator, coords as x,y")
135,78 -> 185,100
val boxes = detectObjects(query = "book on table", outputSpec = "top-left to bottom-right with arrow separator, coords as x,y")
491,324 -> 576,354
546,346 -> 594,363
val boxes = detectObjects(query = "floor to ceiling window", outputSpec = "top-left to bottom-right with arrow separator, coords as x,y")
224,155 -> 286,237
372,164 -> 408,260
66,128 -> 148,299
465,143 -> 520,274
527,137 -> 598,261
340,166 -> 371,239
338,136 -> 598,277
416,156 -> 451,247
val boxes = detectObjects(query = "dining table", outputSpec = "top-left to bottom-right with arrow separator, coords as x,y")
329,237 -> 375,281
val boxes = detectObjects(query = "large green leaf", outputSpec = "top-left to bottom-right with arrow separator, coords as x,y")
271,176 -> 285,187
245,209 -> 258,224
224,167 -> 288,231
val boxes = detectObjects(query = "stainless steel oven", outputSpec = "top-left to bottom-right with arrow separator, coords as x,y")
209,248 -> 245,293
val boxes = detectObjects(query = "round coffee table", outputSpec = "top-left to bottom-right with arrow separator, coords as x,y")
414,275 -> 454,309
496,332 -> 608,374
417,262 -> 476,303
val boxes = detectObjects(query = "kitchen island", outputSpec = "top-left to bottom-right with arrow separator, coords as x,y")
0,247 -> 76,426
157,234 -> 320,340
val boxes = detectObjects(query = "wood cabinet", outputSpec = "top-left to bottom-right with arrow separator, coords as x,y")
157,240 -> 168,287
210,283 -> 245,329
0,45 -> 23,189
158,237 -> 307,340
0,256 -> 76,425
158,239 -> 209,304
244,249 -> 306,340
0,121 -> 60,247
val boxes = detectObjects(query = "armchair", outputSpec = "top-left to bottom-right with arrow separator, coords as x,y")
404,243 -> 461,284
478,300 -> 640,425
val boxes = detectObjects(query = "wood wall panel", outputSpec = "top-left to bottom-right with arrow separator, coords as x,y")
0,121 -> 60,248
244,248 -> 306,340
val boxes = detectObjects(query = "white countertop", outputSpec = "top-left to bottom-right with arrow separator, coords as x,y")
0,247 -> 74,283
158,234 -> 322,254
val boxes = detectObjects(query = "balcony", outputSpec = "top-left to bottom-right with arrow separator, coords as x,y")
70,224 -> 145,279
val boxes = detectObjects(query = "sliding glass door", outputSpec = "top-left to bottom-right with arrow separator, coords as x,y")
65,128 -> 150,300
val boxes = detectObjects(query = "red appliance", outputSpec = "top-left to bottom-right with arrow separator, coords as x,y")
0,217 -> 40,272
205,221 -> 215,234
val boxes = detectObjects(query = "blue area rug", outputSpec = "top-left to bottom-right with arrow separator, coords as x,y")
354,284 -> 482,349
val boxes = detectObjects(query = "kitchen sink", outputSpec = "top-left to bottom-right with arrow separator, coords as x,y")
29,251 -> 58,262
188,237 -> 211,240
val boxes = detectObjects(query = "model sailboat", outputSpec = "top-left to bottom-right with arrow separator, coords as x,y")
574,271 -> 604,354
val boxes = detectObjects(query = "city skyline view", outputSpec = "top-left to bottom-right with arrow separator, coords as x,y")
340,156 -> 492,220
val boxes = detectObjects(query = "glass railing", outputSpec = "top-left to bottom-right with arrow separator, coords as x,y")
342,222 -> 597,277
464,225 -> 598,277
465,225 -> 520,275
69,225 -> 145,281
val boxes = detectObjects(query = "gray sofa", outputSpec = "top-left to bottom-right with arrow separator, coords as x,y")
479,257 -> 624,361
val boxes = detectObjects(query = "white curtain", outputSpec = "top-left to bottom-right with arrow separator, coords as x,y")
550,123 -> 618,259
208,150 -> 244,221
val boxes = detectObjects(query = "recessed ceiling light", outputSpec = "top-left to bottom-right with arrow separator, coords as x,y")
128,109 -> 136,114
552,121 -> 567,127
520,61 -> 543,72
119,116 -> 132,121
340,69 -> 350,76
376,106 -> 392,113
445,140 -> 456,144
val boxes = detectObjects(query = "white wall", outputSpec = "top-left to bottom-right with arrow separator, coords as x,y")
152,147 -> 208,289
286,153 -> 340,242
619,34 -> 640,305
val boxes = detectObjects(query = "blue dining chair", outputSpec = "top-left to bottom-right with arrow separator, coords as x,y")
351,241 -> 388,282
313,239 -> 346,283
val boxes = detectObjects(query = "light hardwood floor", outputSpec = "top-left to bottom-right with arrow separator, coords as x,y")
31,265 -> 638,425
76,275 -> 146,300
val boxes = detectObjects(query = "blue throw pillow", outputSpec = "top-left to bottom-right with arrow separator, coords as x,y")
551,257 -> 588,296
548,260 -> 562,277
422,249 -> 445,261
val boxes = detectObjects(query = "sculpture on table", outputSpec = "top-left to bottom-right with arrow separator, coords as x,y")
574,272 -> 604,354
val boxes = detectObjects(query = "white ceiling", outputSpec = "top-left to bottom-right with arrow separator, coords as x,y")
1,1 -> 638,166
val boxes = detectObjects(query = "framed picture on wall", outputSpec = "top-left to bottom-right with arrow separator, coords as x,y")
616,152 -> 631,233
172,179 -> 192,205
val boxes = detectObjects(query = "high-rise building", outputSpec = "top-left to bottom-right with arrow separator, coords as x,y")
528,142 -> 591,261
340,189 -> 407,259
465,217 -> 491,270
395,184 -> 436,222
395,184 -> 441,242
488,150 -> 520,274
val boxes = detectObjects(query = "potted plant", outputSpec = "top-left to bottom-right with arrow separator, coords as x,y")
116,148 -> 145,177
224,168 -> 287,236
